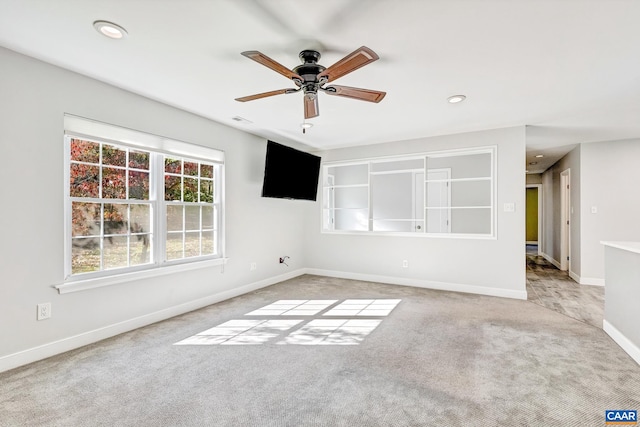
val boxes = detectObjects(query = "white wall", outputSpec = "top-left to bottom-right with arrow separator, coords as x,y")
526,174 -> 542,185
305,127 -> 527,298
0,47 -> 310,370
581,139 -> 640,281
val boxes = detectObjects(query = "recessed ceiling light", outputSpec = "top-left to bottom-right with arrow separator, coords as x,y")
447,95 -> 466,104
93,20 -> 127,39
529,161 -> 538,165
535,154 -> 544,158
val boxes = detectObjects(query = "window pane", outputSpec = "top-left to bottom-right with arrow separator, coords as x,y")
167,205 -> 183,232
130,204 -> 150,234
102,167 -> 126,199
334,209 -> 369,231
166,232 -> 183,260
70,163 -> 99,197
185,232 -> 200,257
185,206 -> 200,231
129,171 -> 149,200
450,180 -> 491,207
427,153 -> 491,179
103,236 -> 128,269
183,178 -> 198,202
129,150 -> 149,170
102,144 -> 127,167
72,202 -> 101,237
327,164 -> 368,186
71,238 -> 100,274
200,179 -> 213,203
450,208 -> 491,234
200,164 -> 214,179
104,204 -> 128,235
202,231 -> 214,255
165,175 -> 181,201
130,234 -> 151,266
70,139 -> 99,163
184,161 -> 198,176
371,174 -> 413,220
334,187 -> 368,209
202,206 -> 214,230
371,158 -> 423,173
165,158 -> 181,174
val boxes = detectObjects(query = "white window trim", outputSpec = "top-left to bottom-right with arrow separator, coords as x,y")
321,146 -> 497,239
55,257 -> 228,294
58,114 -> 226,294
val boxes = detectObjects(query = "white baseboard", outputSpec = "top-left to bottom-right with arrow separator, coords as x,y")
305,268 -> 527,300
569,270 -> 605,286
567,270 -> 581,285
0,269 -> 305,374
526,241 -> 538,245
603,319 -> 640,366
541,252 -> 561,269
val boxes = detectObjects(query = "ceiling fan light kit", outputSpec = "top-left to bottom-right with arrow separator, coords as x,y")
235,46 -> 386,122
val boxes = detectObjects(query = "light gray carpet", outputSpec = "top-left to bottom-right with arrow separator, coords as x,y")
1,275 -> 639,426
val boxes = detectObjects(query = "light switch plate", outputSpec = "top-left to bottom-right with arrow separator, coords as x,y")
503,203 -> 515,212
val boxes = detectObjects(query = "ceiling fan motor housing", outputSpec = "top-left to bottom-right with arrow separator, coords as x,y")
294,50 -> 325,85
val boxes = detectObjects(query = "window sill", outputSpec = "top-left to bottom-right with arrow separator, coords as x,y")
54,258 -> 228,294
320,230 -> 497,239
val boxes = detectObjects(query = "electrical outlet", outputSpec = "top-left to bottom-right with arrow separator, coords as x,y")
37,303 -> 51,321
402,260 -> 409,268
250,262 -> 257,271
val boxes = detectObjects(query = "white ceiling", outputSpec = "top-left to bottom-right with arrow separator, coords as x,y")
1,0 -> 639,173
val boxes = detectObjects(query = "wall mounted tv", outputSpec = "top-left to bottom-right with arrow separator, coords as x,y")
262,140 -> 321,201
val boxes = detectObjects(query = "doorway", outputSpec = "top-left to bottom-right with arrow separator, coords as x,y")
526,184 -> 542,255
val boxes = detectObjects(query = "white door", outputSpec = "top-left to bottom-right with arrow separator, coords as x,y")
426,169 -> 451,233
560,169 -> 571,271
413,172 -> 425,232
325,175 -> 335,231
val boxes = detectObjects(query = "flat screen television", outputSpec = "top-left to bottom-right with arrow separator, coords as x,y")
262,140 -> 321,201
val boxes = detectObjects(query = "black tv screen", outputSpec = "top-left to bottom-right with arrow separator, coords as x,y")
262,140 -> 321,201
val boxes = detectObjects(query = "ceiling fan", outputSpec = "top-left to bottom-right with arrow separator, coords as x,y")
235,46 -> 386,120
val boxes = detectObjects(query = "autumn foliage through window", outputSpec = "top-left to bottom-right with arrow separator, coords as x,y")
67,136 -> 220,278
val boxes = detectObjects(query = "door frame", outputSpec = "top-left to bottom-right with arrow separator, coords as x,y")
525,184 -> 543,255
560,169 -> 571,271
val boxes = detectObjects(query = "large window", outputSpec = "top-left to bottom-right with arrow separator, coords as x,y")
322,147 -> 496,238
63,116 -> 224,285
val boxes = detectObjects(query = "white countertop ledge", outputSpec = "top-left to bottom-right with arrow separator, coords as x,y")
601,241 -> 640,255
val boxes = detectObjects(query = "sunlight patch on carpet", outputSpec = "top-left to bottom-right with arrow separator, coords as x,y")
245,300 -> 338,316
174,299 -> 400,346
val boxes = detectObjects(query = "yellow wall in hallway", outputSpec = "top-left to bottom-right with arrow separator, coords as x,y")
526,187 -> 538,241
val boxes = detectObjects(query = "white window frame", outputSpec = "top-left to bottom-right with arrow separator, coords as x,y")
57,115 -> 225,294
321,146 -> 497,239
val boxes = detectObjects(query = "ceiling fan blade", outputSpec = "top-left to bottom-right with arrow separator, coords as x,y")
304,95 -> 319,119
241,51 -> 302,82
235,89 -> 291,102
317,46 -> 379,83
324,85 -> 386,103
